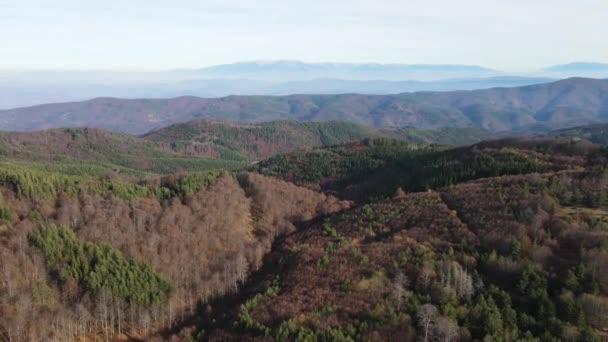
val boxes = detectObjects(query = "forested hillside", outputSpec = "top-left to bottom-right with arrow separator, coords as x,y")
0,121 -> 491,175
143,120 -> 492,161
551,123 -> 608,145
198,169 -> 608,341
0,163 -> 350,340
0,78 -> 606,134
253,137 -> 592,201
1,128 -> 607,341
188,137 -> 608,341
0,127 -> 242,176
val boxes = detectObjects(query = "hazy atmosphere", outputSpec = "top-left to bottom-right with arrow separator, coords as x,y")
2,0 -> 607,70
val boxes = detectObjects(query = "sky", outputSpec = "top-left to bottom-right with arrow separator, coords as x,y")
1,0 -> 607,71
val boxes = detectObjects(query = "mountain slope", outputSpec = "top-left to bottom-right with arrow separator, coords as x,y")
1,133 -> 607,341
0,127 -> 243,175
142,120 -> 493,161
0,78 -> 606,134
0,163 -> 351,340
195,164 -> 608,341
550,122 -> 608,144
0,121 -> 491,177
252,137 -> 593,202
142,120 -> 377,162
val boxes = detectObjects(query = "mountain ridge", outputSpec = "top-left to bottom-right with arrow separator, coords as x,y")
5,60 -> 608,109
195,61 -> 499,81
1,77 -> 607,134
0,120 -> 492,178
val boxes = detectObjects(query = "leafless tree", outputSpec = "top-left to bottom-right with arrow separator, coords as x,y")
580,294 -> 608,330
417,265 -> 434,290
437,261 -> 474,299
435,316 -> 459,342
416,304 -> 438,342
392,270 -> 410,311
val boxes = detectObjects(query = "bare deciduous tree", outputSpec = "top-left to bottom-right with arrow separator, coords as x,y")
435,316 -> 460,342
437,260 -> 474,299
392,270 -> 410,311
417,304 -> 438,342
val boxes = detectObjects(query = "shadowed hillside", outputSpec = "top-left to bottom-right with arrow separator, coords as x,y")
253,137 -> 593,202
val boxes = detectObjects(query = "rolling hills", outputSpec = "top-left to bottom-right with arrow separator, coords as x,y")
6,60 -> 608,110
0,127 -> 243,176
199,168 -> 608,341
0,78 -> 606,134
143,120 -> 492,162
0,127 -> 607,341
0,120 -> 492,177
173,136 -> 607,341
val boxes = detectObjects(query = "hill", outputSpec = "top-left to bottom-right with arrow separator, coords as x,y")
185,138 -> 608,341
252,137 -> 594,202
0,121 -> 491,177
143,120 -> 493,162
1,133 -> 607,341
0,161 -> 351,341
0,127 -> 243,176
201,172 -> 608,341
550,123 -> 608,145
142,120 -> 377,162
0,72 -> 552,110
0,78 -> 606,134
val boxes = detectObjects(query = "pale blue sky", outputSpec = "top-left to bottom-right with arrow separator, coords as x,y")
1,0 -> 607,71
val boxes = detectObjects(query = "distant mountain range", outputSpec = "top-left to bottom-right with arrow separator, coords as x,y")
194,60 -> 608,81
1,77 -> 607,134
0,76 -> 554,110
193,60 -> 500,81
1,60 -> 607,109
542,62 -> 608,78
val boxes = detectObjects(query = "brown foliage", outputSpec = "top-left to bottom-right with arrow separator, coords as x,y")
0,171 -> 349,340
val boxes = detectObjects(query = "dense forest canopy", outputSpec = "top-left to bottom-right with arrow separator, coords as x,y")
0,121 -> 607,341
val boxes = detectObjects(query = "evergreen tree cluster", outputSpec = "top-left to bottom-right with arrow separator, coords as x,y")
29,225 -> 171,306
